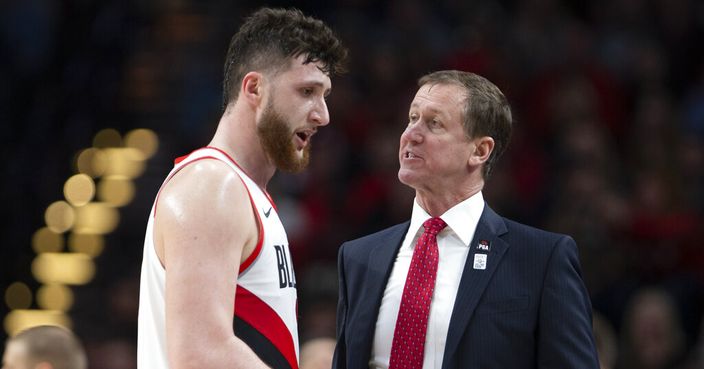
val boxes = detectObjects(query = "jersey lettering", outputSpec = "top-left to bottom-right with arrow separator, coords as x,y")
274,245 -> 297,289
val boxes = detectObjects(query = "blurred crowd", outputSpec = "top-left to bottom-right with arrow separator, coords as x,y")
1,0 -> 703,368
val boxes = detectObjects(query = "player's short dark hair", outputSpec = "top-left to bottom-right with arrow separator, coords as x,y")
418,70 -> 513,178
222,7 -> 348,109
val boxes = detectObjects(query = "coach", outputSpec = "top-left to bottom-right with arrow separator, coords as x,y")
333,70 -> 599,369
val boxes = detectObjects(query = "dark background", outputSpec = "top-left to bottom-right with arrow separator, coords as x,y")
2,0 -> 704,368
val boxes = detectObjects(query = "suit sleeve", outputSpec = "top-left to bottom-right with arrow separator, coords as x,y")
332,243 -> 348,369
537,236 -> 600,369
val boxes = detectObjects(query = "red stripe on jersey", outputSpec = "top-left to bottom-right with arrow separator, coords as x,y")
174,154 -> 188,164
235,286 -> 298,369
174,146 -> 211,165
238,183 -> 263,274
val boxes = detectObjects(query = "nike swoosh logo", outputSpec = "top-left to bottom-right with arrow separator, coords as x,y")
264,207 -> 272,218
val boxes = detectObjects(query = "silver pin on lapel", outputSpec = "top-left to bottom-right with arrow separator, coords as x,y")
473,254 -> 487,270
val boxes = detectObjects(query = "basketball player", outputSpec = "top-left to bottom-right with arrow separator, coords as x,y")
137,8 -> 347,369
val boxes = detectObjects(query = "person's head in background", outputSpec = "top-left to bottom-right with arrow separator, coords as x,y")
618,287 -> 686,369
300,337 -> 336,369
2,325 -> 87,369
592,311 -> 618,369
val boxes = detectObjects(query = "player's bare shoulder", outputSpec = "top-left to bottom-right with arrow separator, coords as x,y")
153,159 -> 258,267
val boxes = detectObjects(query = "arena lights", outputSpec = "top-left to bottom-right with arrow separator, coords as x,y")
44,201 -> 75,233
102,148 -> 146,178
36,284 -> 74,311
4,283 -> 32,310
76,148 -> 107,177
4,128 -> 159,335
93,128 -> 122,148
31,253 -> 96,285
31,227 -> 64,254
68,232 -> 104,257
72,202 -> 120,234
4,310 -> 71,337
64,174 -> 96,207
98,176 -> 136,207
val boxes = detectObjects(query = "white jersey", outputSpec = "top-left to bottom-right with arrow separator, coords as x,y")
137,147 -> 299,369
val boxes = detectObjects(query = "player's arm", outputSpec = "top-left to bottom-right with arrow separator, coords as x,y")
155,159 -> 269,369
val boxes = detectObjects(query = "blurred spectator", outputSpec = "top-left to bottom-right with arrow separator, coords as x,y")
300,337 -> 336,369
617,288 -> 687,369
298,263 -> 339,342
2,325 -> 87,369
691,319 -> 704,369
594,311 -> 619,369
84,339 -> 136,369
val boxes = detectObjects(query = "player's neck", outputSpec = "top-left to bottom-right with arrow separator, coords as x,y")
209,107 -> 276,189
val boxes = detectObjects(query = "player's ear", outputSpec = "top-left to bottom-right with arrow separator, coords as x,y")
241,72 -> 265,108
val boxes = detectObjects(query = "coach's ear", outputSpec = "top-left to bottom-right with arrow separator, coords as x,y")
468,136 -> 494,167
241,71 -> 265,109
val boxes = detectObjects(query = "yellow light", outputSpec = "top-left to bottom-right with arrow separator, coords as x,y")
102,148 -> 146,178
73,202 -> 120,234
32,253 -> 95,285
4,310 -> 71,337
93,128 -> 122,148
98,176 -> 135,207
32,227 -> 64,253
36,284 -> 74,311
68,232 -> 105,257
75,148 -> 107,178
125,128 -> 159,159
44,201 -> 75,233
5,282 -> 32,310
63,174 -> 95,207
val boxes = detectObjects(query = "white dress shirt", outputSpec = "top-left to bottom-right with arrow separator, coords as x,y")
370,192 -> 485,369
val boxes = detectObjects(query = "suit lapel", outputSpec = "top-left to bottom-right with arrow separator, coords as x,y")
352,222 -> 410,361
442,205 -> 509,366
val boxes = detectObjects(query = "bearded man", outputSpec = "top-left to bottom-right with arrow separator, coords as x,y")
137,8 -> 347,369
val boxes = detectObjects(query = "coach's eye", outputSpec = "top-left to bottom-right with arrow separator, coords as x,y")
427,118 -> 443,131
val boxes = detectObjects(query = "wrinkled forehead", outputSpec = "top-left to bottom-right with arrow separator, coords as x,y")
417,82 -> 467,100
411,83 -> 467,114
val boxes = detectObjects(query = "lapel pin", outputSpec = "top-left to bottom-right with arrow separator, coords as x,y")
473,253 -> 487,270
476,240 -> 490,252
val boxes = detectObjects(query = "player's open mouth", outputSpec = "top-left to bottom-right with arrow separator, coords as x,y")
294,129 -> 315,149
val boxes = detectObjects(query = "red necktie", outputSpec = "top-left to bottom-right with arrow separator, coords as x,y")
389,217 -> 447,369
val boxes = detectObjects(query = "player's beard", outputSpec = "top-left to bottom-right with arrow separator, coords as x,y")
257,100 -> 310,173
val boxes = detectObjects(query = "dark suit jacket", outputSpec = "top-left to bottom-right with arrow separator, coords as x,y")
333,205 -> 599,369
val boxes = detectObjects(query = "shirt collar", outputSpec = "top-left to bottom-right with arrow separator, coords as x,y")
409,191 -> 485,247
